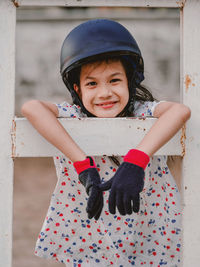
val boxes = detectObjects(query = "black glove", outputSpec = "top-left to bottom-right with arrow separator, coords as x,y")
100,149 -> 149,215
73,156 -> 103,220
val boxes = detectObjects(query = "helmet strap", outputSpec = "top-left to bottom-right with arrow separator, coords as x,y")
63,75 -> 95,117
116,71 -> 137,117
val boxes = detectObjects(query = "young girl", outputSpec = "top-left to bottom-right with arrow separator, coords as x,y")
21,19 -> 191,267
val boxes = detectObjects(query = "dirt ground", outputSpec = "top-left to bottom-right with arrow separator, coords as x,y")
13,158 -> 63,267
13,157 -> 182,267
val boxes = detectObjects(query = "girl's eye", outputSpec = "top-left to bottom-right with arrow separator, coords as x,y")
110,78 -> 121,83
86,81 -> 97,86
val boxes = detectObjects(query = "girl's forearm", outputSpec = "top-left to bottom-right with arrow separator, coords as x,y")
21,100 -> 86,162
136,103 -> 191,157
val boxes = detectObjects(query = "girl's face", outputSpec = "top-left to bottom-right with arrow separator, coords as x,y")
74,60 -> 129,117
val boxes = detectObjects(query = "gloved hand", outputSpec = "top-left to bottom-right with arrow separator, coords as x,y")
73,156 -> 103,220
100,149 -> 149,215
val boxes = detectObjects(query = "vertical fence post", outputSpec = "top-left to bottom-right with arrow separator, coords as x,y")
0,0 -> 16,266
182,0 -> 200,265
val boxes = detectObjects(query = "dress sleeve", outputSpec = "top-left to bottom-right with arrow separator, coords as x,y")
134,100 -> 166,117
56,102 -> 83,118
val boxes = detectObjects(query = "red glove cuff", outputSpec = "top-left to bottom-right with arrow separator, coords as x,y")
73,157 -> 96,174
124,149 -> 150,169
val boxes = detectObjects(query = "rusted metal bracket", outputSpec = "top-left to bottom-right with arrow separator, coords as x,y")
11,119 -> 16,158
180,124 -> 186,157
177,0 -> 186,8
12,0 -> 19,7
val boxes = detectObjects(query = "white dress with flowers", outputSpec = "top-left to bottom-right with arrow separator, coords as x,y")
34,101 -> 181,267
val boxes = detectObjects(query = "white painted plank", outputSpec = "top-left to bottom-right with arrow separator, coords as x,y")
181,0 -> 200,265
0,1 -> 16,267
14,117 -> 183,157
16,0 -> 184,8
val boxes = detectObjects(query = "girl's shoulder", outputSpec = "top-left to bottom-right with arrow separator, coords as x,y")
56,101 -> 85,118
134,100 -> 164,117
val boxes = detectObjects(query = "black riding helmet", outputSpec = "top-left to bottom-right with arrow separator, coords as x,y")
60,19 -> 144,117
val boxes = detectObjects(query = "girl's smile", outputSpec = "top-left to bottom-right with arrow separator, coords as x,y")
74,60 -> 129,117
95,101 -> 119,109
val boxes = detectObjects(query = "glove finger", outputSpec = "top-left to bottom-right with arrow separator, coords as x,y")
86,187 -> 102,216
123,195 -> 132,215
94,196 -> 104,220
132,194 -> 140,213
87,190 -> 103,220
108,189 -> 116,214
116,192 -> 126,215
98,178 -> 114,191
87,198 -> 101,218
87,197 -> 101,218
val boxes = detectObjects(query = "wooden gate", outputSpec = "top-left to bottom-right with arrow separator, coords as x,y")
0,0 -> 199,266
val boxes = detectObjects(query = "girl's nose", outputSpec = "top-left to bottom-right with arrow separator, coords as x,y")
97,84 -> 112,98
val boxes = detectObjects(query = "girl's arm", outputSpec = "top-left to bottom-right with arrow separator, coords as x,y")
100,101 -> 191,215
136,101 -> 191,156
21,100 -> 86,162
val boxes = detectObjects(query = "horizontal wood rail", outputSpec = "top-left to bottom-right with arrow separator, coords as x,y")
14,0 -> 185,8
13,117 -> 183,157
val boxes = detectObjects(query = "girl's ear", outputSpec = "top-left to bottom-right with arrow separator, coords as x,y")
73,84 -> 81,98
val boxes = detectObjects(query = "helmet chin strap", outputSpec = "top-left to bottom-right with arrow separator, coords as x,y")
63,76 -> 95,117
116,88 -> 136,117
116,73 -> 137,117
71,90 -> 96,117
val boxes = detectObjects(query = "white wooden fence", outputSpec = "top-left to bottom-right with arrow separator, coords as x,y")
0,0 -> 199,266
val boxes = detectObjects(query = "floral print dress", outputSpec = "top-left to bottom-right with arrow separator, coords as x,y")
34,101 -> 181,267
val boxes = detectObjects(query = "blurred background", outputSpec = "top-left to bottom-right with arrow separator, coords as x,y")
14,6 -> 181,267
